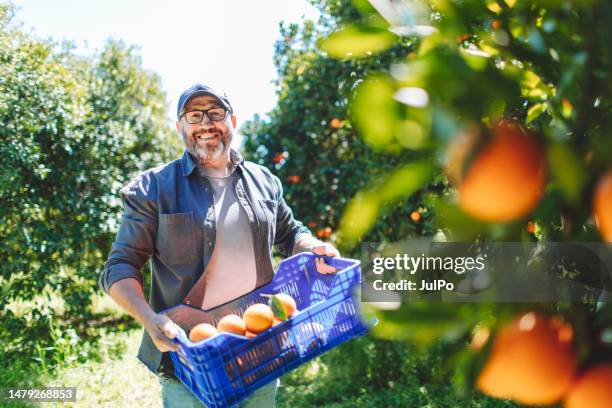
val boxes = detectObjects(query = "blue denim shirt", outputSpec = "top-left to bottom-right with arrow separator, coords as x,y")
99,148 -> 310,375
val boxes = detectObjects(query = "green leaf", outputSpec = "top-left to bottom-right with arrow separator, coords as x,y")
319,24 -> 397,59
351,74 -> 400,150
396,120 -> 426,149
547,143 -> 586,204
526,102 -> 547,123
366,303 -> 474,345
339,191 -> 380,242
377,162 -> 432,203
339,162 -> 431,242
269,295 -> 287,320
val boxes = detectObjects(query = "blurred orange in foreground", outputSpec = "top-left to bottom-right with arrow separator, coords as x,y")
457,120 -> 547,222
477,312 -> 576,405
593,170 -> 612,242
564,364 -> 612,408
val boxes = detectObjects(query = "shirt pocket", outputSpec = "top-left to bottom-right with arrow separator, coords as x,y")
156,211 -> 197,266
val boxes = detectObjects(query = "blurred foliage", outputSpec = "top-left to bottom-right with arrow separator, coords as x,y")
0,3 -> 180,374
244,0 -> 611,404
242,2 -> 440,251
319,0 -> 611,243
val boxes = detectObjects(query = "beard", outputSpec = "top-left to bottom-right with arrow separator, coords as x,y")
184,126 -> 232,165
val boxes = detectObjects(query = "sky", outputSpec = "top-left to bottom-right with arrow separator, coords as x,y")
11,0 -> 320,146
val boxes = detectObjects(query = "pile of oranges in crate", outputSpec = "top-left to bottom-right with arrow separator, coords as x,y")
188,293 -> 297,342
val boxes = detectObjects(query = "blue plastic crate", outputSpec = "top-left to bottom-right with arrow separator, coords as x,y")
161,253 -> 371,408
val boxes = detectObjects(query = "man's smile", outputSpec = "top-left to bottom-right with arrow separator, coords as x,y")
195,133 -> 220,141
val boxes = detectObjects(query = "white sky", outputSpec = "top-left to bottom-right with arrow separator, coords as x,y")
11,0 -> 320,147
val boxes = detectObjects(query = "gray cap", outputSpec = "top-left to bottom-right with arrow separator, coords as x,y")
177,83 -> 233,119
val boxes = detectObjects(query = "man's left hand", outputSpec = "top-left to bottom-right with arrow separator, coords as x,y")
312,243 -> 340,274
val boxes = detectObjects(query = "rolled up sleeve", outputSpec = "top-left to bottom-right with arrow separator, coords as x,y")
99,173 -> 158,293
272,175 -> 311,258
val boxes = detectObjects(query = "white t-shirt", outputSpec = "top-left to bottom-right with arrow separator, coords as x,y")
199,171 -> 257,309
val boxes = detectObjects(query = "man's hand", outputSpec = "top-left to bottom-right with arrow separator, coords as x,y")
108,278 -> 181,353
144,313 -> 180,352
312,243 -> 340,274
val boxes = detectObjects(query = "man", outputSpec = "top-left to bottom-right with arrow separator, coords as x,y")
99,83 -> 339,408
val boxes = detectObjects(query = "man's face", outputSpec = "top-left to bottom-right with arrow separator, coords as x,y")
176,95 -> 237,165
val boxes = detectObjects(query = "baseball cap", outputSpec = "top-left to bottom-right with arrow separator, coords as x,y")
177,84 -> 233,119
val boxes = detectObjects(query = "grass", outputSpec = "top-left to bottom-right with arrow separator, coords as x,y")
2,327 -> 518,408
2,291 -> 161,408
40,329 -> 160,408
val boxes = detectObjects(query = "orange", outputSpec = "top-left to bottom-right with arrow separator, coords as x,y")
330,118 -> 342,129
273,293 -> 297,320
476,312 -> 576,405
593,170 -> 612,242
217,314 -> 247,336
526,220 -> 536,234
287,175 -> 301,184
189,323 -> 218,342
271,153 -> 285,164
243,304 -> 274,334
410,211 -> 422,222
564,364 -> 612,408
316,227 -> 332,239
457,120 -> 547,222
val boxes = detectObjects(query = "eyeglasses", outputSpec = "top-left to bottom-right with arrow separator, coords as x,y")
181,107 -> 229,124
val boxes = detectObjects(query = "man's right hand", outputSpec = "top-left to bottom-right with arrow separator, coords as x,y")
144,313 -> 181,352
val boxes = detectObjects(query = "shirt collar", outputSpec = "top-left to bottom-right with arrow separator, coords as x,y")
181,148 -> 244,177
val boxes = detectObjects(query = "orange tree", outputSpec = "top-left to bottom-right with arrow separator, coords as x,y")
0,4 -> 179,379
320,0 -> 611,407
243,1 -> 507,406
243,0 -> 611,406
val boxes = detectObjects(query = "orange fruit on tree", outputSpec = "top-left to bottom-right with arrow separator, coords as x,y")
317,227 -> 332,239
410,211 -> 422,222
217,314 -> 247,336
564,364 -> 612,408
456,119 -> 547,222
189,323 -> 218,342
330,118 -> 342,129
593,170 -> 612,242
243,304 -> 274,334
271,152 -> 285,164
526,220 -> 537,234
287,175 -> 301,184
476,312 -> 576,405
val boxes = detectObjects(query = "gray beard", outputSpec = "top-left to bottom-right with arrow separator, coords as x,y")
191,138 -> 226,163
